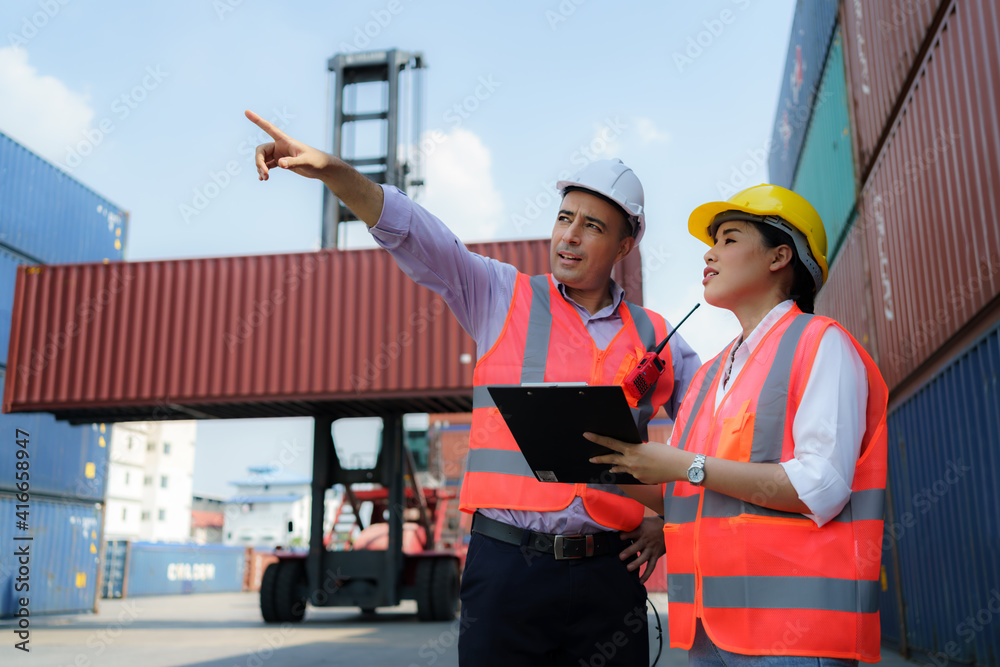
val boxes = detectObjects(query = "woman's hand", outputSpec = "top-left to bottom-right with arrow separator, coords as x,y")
585,433 -> 694,484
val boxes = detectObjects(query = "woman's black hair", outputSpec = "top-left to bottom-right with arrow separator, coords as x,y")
749,221 -> 816,314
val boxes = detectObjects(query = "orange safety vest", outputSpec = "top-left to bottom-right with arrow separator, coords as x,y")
460,273 -> 675,531
662,306 -> 888,662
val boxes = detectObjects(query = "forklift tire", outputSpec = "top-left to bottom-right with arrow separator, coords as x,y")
261,561 -> 307,623
416,558 -> 460,622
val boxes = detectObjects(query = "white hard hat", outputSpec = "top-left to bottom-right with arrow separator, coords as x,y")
556,158 -> 646,244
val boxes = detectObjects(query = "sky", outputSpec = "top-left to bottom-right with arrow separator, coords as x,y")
0,0 -> 797,498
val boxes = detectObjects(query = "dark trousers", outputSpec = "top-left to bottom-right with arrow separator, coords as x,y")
458,531 -> 649,667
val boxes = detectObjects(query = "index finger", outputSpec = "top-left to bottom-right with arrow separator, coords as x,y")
583,432 -> 631,453
245,109 -> 287,141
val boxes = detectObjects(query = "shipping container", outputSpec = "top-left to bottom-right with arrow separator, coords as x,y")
0,494 -> 102,617
879,321 -> 1000,666
767,0 -> 840,188
815,220 -> 878,359
791,27 -> 858,261
856,0 -> 1000,391
0,369 -> 109,502
3,241 -> 646,422
841,0 -> 952,177
0,131 -> 127,265
124,542 -> 246,597
102,540 -> 128,599
0,244 -> 34,367
244,548 -> 279,593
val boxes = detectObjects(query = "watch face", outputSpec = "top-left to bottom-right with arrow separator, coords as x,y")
687,467 -> 705,484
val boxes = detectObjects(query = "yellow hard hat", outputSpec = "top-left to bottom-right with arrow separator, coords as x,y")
688,184 -> 828,291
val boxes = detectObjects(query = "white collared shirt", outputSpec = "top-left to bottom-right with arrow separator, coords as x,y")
714,301 -> 869,527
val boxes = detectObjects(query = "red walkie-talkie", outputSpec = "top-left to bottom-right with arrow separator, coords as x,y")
623,303 -> 700,403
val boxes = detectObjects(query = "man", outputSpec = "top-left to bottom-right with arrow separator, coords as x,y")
246,109 -> 700,666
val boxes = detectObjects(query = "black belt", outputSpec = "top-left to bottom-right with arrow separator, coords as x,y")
471,512 -> 625,560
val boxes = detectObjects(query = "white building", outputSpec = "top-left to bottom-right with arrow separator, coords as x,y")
105,421 -> 197,542
223,466 -> 338,549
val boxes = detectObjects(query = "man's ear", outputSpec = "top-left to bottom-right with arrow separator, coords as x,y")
616,235 -> 636,262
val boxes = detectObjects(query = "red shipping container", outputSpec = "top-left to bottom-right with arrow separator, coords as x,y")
815,225 -> 879,360
853,0 -> 1000,391
4,242 -> 644,421
841,0 -> 952,176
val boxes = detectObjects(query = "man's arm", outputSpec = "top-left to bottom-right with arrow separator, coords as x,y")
247,109 -> 384,226
247,109 -> 515,348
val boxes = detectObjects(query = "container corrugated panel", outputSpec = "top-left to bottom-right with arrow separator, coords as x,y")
857,0 -> 1000,391
0,493 -> 102,617
0,369 -> 109,501
0,131 -> 127,264
102,540 -> 128,599
841,0 -> 951,175
881,322 -> 1000,665
125,542 -> 247,596
815,221 -> 877,359
3,239 -> 645,422
767,0 -> 840,188
0,244 -> 34,367
791,27 -> 858,261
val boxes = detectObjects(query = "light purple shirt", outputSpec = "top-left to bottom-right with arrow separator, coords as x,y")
370,185 -> 701,533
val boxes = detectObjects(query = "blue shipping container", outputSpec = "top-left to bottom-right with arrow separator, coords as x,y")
125,543 -> 246,597
102,540 -> 128,599
0,493 -> 102,617
0,369 -> 109,502
0,130 -> 127,264
882,322 -> 1000,666
768,0 -> 840,188
791,27 -> 858,262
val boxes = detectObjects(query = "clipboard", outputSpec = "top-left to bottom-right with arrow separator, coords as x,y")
487,384 -> 647,485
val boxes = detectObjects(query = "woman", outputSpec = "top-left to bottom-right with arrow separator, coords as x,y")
587,184 -> 889,665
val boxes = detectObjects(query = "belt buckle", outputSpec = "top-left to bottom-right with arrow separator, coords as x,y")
553,534 -> 594,560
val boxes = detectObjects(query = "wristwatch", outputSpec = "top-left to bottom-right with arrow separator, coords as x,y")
686,454 -> 707,486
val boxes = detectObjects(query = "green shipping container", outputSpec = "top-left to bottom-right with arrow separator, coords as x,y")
792,26 -> 857,264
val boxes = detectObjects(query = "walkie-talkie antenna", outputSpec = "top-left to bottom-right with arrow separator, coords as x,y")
653,303 -> 700,354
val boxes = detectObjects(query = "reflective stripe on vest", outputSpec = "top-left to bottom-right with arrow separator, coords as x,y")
460,272 -> 672,530
702,576 -> 880,614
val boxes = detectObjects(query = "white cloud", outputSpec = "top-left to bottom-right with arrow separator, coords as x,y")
0,46 -> 93,165
417,127 -> 505,242
635,117 -> 670,144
